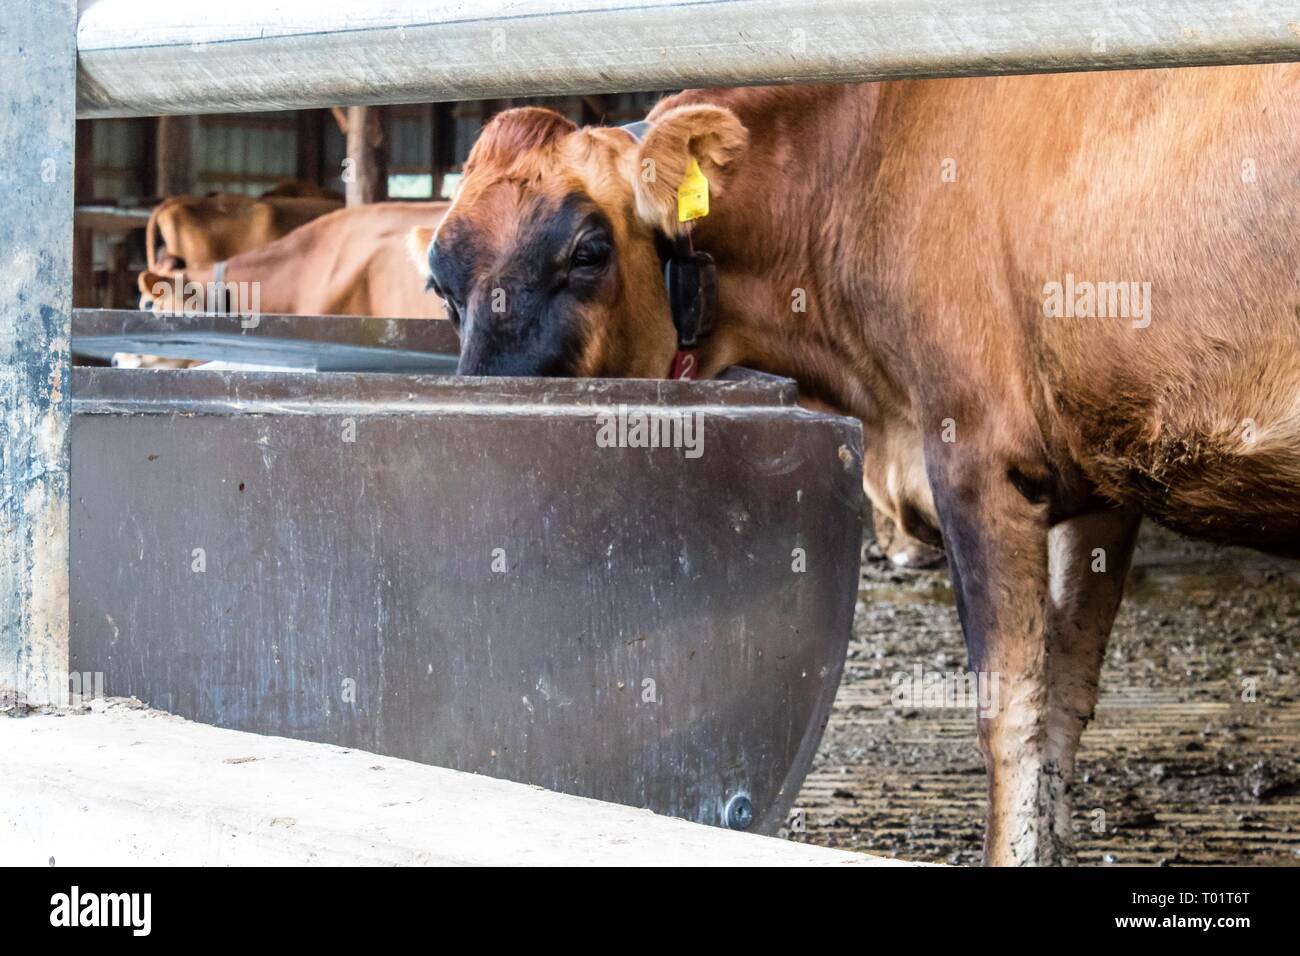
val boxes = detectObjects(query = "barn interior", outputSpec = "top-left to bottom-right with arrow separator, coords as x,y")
72,97 -> 660,311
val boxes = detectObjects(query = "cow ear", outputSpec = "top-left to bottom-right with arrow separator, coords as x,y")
407,227 -> 436,282
137,270 -> 167,297
633,104 -> 749,236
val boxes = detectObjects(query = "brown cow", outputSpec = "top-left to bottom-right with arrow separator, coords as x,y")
145,192 -> 343,271
260,181 -> 344,200
139,201 -> 447,319
411,65 -> 1300,865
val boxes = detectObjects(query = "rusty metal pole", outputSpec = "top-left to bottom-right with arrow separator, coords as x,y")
1,0 -> 75,703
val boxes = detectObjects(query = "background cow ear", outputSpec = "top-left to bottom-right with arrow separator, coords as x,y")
406,227 -> 436,281
137,270 -> 168,297
633,104 -> 749,236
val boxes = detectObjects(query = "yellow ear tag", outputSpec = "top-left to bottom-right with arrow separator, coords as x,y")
677,157 -> 710,223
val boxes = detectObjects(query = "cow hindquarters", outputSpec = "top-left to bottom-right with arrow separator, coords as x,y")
926,445 -> 1054,865
1043,508 -> 1141,863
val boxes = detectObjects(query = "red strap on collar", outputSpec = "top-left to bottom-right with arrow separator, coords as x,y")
669,348 -> 701,380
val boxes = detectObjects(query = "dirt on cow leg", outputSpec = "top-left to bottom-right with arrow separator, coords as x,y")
794,522 -> 1300,866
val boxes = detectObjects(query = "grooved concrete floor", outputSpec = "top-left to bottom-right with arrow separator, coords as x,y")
796,525 -> 1300,866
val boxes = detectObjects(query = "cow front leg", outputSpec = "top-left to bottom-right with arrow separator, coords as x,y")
1043,508 -> 1141,862
926,449 -> 1054,865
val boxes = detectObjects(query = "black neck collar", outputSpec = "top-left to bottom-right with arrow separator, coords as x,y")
622,121 -> 718,378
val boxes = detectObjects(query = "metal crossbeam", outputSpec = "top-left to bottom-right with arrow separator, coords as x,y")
78,0 -> 1300,118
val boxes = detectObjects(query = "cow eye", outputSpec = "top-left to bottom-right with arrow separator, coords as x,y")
442,297 -> 462,328
571,233 -> 611,271
426,276 -> 461,327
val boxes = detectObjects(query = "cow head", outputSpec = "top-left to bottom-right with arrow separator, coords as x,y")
409,104 -> 748,377
137,268 -> 180,311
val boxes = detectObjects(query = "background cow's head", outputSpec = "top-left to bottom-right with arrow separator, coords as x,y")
137,268 -> 182,311
409,103 -> 748,377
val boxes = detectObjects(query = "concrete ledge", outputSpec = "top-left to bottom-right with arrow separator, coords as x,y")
0,700 -> 908,866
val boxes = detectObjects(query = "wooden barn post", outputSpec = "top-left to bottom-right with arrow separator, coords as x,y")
296,109 -> 325,187
73,119 -> 96,308
345,106 -> 388,206
430,102 -> 456,200
155,114 -> 199,197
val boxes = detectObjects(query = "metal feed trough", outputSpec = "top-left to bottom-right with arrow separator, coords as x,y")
68,310 -> 863,832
